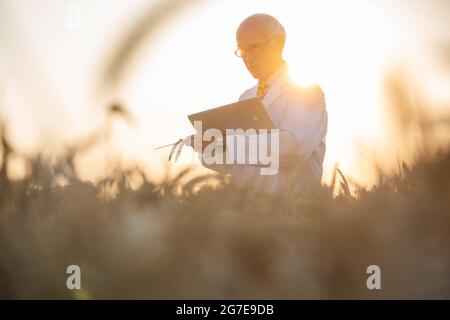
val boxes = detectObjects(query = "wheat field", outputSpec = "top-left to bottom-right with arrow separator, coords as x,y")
0,124 -> 449,298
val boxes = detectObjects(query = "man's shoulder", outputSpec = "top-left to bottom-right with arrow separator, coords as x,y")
284,82 -> 325,108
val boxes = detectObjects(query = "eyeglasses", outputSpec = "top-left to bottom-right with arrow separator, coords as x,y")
234,35 -> 278,58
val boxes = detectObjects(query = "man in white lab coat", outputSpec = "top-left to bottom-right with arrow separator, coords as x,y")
190,13 -> 328,195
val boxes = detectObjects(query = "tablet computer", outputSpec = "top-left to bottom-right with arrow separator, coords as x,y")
187,97 -> 276,133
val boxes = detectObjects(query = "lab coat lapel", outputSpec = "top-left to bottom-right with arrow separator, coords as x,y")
261,78 -> 286,109
247,86 -> 258,100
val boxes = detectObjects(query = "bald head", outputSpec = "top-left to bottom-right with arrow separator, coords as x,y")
236,14 -> 286,48
236,14 -> 286,81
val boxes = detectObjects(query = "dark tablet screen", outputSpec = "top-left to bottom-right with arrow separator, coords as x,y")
187,97 -> 276,133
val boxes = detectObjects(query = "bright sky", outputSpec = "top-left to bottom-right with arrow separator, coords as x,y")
1,0 -> 449,187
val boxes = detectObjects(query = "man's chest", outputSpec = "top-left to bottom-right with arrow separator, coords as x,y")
241,85 -> 291,129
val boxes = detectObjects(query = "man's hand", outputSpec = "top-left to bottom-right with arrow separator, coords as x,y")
183,133 -> 196,149
184,133 -> 225,151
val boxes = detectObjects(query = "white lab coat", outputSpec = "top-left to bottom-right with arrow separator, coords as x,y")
205,63 -> 328,195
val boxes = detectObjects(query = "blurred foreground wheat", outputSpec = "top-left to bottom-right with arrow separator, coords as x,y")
0,119 -> 449,299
